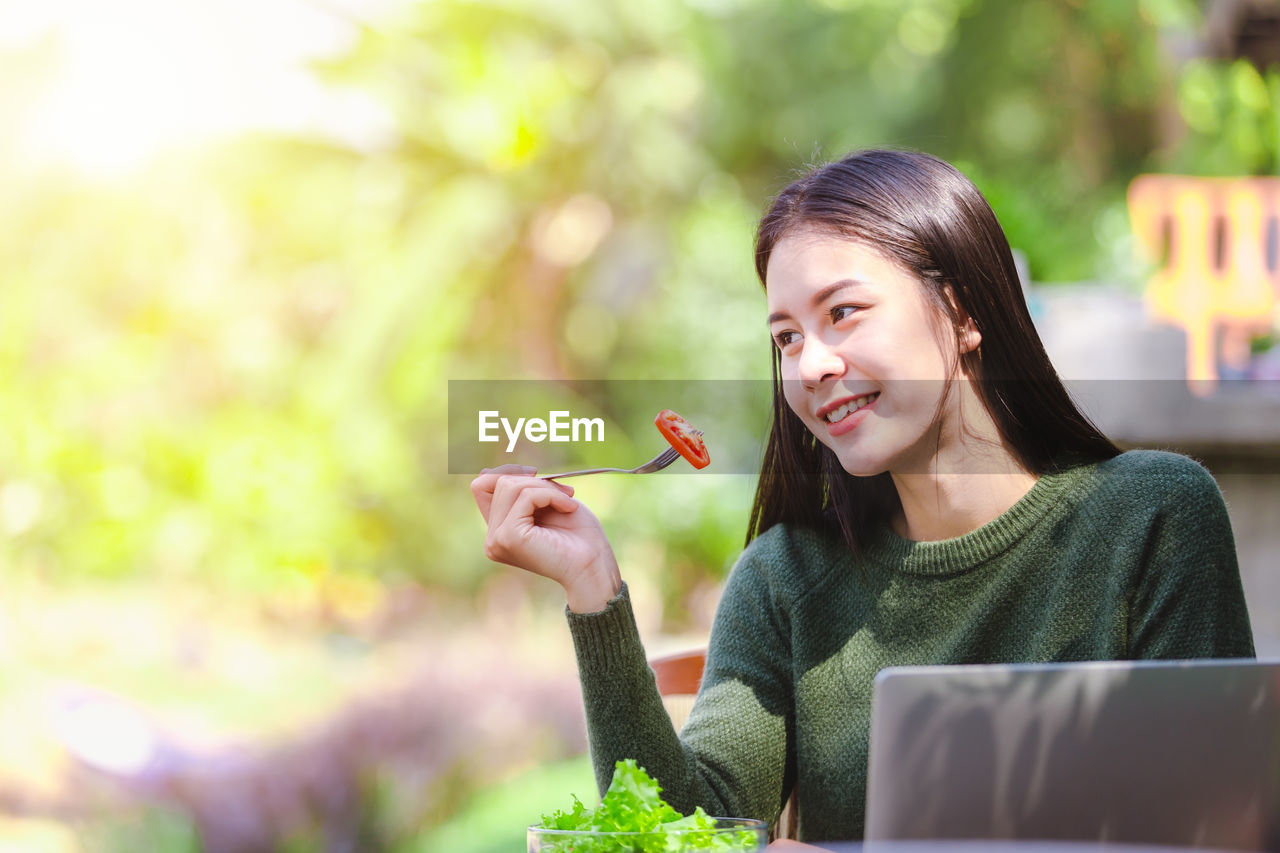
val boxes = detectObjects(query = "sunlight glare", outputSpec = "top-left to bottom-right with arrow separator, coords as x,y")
3,0 -> 400,178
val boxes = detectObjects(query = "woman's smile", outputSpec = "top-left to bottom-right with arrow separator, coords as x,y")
818,391 -> 880,436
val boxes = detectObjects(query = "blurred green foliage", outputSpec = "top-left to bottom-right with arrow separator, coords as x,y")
1171,57 -> 1280,174
2,0 -> 1276,631
404,754 -> 596,853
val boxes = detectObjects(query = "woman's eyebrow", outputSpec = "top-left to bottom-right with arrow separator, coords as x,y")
767,278 -> 868,325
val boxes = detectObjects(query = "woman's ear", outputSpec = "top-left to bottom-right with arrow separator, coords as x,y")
944,285 -> 982,354
957,315 -> 982,354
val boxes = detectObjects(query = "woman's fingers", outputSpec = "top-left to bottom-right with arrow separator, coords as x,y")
484,484 -> 580,567
484,475 -> 574,540
471,470 -> 619,609
471,465 -> 573,520
479,476 -> 607,587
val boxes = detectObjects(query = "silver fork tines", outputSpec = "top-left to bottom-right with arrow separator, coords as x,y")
542,446 -> 682,480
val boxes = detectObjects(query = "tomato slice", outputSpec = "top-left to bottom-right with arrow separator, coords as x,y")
654,409 -> 710,469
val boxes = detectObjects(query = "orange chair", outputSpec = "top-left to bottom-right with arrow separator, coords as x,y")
649,648 -> 798,840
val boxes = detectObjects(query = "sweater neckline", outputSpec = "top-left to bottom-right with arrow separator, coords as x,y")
868,465 -> 1084,576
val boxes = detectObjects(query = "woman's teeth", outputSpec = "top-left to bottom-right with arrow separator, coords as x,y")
825,393 -> 879,423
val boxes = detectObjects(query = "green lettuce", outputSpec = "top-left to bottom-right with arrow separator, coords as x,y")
536,760 -> 759,852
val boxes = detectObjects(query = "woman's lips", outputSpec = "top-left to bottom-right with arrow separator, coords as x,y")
821,392 -> 879,437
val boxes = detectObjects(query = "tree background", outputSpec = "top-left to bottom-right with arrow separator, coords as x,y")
1,0 -> 1276,850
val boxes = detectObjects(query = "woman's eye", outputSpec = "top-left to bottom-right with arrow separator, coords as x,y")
773,330 -> 800,350
830,304 -> 860,322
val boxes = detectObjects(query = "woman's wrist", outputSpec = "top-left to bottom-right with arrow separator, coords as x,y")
563,558 -> 623,614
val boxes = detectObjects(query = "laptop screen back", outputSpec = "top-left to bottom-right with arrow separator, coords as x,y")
865,659 -> 1280,850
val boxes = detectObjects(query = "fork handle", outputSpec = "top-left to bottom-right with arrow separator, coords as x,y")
541,468 -> 627,480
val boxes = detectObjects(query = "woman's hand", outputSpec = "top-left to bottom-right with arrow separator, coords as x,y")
470,465 -> 622,613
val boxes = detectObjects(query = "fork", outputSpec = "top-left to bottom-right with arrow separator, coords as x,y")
541,446 -> 682,480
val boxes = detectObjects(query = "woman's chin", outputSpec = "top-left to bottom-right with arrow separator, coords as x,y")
831,452 -> 891,479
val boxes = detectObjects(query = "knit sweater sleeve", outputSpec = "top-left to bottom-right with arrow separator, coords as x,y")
1124,453 -> 1255,659
565,532 -> 795,824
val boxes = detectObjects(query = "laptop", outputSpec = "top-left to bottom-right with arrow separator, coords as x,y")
865,659 -> 1280,850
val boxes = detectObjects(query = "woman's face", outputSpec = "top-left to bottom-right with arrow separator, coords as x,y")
765,228 -> 976,478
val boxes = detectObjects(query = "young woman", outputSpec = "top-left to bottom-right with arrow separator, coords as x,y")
470,149 -> 1255,841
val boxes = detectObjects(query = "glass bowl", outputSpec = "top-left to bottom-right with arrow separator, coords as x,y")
527,817 -> 769,852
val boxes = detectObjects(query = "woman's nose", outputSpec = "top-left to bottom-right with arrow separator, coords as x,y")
798,336 -> 845,388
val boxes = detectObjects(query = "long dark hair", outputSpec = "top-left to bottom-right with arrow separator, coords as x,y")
746,149 -> 1119,552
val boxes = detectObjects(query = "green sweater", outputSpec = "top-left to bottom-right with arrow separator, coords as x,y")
565,450 -> 1256,842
